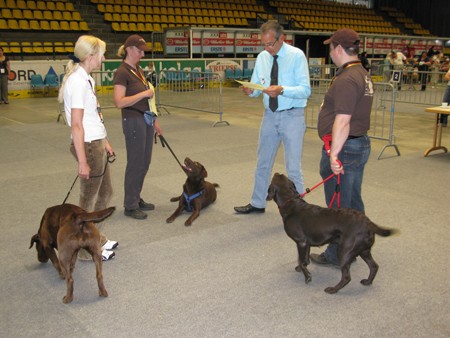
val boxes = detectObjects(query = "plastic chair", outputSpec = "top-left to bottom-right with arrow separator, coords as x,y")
44,74 -> 59,88
243,68 -> 252,80
30,74 -> 48,95
234,68 -> 243,80
224,68 -> 235,80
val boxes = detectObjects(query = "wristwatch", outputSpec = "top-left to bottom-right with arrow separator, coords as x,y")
280,87 -> 284,95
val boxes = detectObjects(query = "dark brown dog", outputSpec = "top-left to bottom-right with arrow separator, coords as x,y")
30,204 -> 115,303
267,173 -> 396,294
166,157 -> 219,226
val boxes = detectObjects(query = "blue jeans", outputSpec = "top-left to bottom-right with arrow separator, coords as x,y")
319,135 -> 371,264
251,107 -> 306,208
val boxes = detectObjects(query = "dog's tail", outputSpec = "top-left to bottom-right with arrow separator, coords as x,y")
369,222 -> 399,237
213,183 -> 220,188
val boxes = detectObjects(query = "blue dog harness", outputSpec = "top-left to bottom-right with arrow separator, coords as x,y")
183,190 -> 204,212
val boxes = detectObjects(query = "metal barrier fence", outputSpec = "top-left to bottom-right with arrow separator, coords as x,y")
305,79 -> 400,160
155,70 -> 229,127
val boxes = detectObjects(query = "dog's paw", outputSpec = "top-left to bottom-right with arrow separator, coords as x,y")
360,279 -> 372,286
295,265 -> 302,272
166,217 -> 175,223
184,221 -> 192,226
62,295 -> 73,304
324,287 -> 338,294
99,290 -> 108,298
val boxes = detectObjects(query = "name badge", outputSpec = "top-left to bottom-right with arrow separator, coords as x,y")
0,69 -> 5,74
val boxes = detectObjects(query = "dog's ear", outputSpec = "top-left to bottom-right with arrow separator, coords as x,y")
76,207 -> 116,224
200,164 -> 207,178
267,184 -> 277,201
29,234 -> 40,249
289,180 -> 297,194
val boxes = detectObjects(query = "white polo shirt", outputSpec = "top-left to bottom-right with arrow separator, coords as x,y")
64,66 -> 106,142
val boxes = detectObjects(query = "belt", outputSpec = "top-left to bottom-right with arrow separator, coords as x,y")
276,107 -> 300,112
347,134 -> 366,140
85,139 -> 103,144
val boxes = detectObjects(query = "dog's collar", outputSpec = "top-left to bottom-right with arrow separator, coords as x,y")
278,195 -> 302,210
183,190 -> 204,212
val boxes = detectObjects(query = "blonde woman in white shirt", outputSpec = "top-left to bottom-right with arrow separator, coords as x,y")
58,35 -> 117,261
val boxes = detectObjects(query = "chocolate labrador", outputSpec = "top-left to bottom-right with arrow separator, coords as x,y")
30,204 -> 115,303
166,157 -> 219,226
267,173 -> 396,294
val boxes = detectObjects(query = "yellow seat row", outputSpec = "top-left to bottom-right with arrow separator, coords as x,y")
1,8 -> 83,21
97,3 -> 260,16
0,18 -> 89,31
104,13 -> 249,26
0,0 -> 75,11
93,0 -> 258,9
0,41 -> 74,54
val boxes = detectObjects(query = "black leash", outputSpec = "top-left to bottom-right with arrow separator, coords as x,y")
155,134 -> 187,175
62,153 -> 116,205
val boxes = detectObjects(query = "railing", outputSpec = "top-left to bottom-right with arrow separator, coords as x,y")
155,70 -> 229,127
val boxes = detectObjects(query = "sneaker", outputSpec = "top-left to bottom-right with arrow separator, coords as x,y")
124,208 -> 148,220
102,249 -> 115,261
102,240 -> 118,251
139,198 -> 155,211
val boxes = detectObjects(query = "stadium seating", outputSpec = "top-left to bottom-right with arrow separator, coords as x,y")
0,0 -> 89,33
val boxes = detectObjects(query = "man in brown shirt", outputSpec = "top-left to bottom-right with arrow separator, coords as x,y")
312,28 -> 374,267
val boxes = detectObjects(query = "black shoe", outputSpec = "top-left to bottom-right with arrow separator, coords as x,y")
124,208 -> 148,220
139,198 -> 155,211
310,253 -> 340,267
234,203 -> 265,214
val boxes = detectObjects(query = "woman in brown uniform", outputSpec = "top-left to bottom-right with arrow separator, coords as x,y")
114,35 -> 163,220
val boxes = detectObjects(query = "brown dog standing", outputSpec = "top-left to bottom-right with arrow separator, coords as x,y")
166,157 -> 219,226
267,173 -> 396,294
30,204 -> 115,303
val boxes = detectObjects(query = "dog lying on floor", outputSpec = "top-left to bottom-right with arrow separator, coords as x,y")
29,204 -> 115,303
267,173 -> 396,294
166,157 -> 219,226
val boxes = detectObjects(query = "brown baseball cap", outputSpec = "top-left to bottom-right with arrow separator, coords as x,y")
124,34 -> 150,51
324,28 -> 360,48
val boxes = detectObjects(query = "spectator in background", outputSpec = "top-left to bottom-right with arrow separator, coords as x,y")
416,51 -> 431,91
440,68 -> 450,127
427,45 -> 440,58
0,47 -> 10,104
359,51 -> 371,72
389,50 -> 407,90
429,55 -> 441,88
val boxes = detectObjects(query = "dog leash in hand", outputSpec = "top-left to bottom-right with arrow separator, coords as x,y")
62,153 -> 116,205
155,134 -> 187,175
301,161 -> 341,208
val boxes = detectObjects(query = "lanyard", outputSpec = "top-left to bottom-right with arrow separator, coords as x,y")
329,61 -> 362,88
87,79 -> 103,123
128,66 -> 148,88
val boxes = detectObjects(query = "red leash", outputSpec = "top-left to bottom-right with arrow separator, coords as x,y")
300,171 -> 341,208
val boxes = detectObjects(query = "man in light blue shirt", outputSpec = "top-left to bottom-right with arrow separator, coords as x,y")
235,21 -> 311,214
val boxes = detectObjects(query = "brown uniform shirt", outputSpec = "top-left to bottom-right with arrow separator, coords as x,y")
317,61 -> 374,139
114,62 -> 150,118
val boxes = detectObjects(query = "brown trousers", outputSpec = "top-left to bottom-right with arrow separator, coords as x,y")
70,139 -> 113,260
